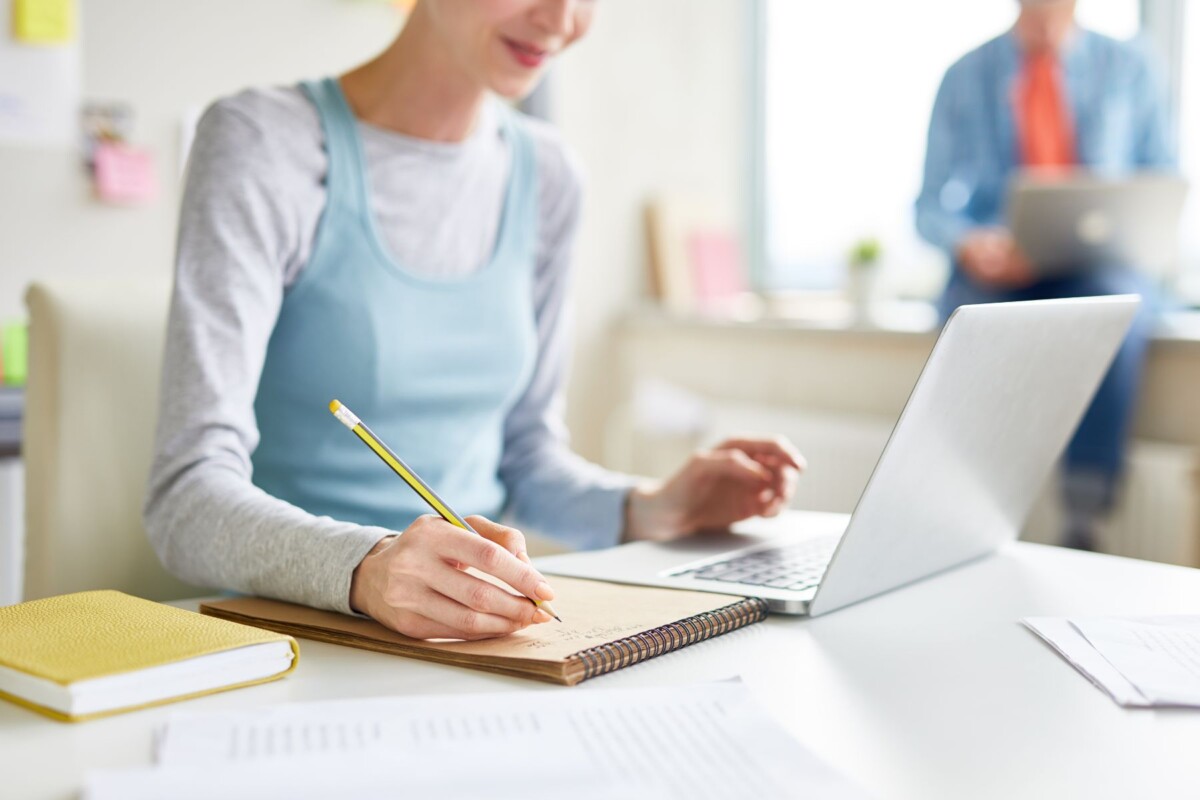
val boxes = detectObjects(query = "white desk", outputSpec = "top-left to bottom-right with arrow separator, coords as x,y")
4,538 -> 1200,799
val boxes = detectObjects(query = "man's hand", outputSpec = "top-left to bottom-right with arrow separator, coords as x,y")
624,437 -> 805,542
349,515 -> 555,640
956,227 -> 1035,289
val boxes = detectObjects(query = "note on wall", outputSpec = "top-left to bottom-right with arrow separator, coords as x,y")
688,229 -> 747,313
93,142 -> 158,204
12,0 -> 76,44
0,0 -> 80,146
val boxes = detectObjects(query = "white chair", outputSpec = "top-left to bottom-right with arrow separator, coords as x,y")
23,277 -> 207,601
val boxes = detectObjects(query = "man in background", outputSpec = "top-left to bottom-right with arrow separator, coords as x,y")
914,0 -> 1176,550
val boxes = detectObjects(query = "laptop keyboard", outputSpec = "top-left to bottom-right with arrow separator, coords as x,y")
671,535 -> 840,592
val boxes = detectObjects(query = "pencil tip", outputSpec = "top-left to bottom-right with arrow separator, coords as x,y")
553,615 -> 563,623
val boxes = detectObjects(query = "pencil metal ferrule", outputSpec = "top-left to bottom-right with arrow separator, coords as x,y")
329,400 -> 361,430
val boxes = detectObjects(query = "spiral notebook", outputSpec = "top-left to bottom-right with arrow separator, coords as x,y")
200,577 -> 768,685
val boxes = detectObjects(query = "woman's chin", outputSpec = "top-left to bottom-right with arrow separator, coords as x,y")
488,71 -> 546,102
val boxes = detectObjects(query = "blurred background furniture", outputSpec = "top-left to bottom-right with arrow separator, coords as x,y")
0,387 -> 23,605
22,277 -> 207,601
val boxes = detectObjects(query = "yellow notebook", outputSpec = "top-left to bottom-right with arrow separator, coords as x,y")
202,576 -> 768,686
0,590 -> 299,722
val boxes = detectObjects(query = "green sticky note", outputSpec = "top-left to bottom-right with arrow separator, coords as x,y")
2,323 -> 28,387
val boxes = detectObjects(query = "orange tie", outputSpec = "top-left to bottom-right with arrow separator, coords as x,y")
1017,51 -> 1076,170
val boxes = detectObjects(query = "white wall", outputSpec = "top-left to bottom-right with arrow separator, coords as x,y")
0,0 -> 749,467
0,0 -> 401,322
555,0 -> 750,461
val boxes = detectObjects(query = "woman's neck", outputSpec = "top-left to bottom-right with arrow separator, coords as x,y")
339,8 -> 487,143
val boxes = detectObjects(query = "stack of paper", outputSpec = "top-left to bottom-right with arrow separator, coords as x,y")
82,683 -> 871,800
1023,616 -> 1200,707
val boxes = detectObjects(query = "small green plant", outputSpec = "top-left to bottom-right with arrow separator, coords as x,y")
848,237 -> 882,270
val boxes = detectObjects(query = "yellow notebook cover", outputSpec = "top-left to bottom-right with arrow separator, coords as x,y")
0,590 -> 299,722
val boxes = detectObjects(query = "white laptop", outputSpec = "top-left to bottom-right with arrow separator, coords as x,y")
537,296 -> 1140,617
1009,172 -> 1188,277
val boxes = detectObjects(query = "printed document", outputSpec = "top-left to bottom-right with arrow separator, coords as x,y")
1024,616 -> 1200,708
84,682 -> 871,800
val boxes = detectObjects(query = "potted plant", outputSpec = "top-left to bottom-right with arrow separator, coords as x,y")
846,237 -> 882,324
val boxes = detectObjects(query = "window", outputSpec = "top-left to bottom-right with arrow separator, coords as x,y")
759,0 -> 1143,297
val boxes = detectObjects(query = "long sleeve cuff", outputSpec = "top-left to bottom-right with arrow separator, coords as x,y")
320,524 -> 396,615
562,481 -> 638,552
508,476 -> 639,553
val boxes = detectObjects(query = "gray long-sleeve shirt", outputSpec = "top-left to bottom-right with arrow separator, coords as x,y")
144,86 -> 635,615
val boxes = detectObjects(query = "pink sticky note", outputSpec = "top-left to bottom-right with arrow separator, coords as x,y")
688,230 -> 746,311
93,142 -> 158,204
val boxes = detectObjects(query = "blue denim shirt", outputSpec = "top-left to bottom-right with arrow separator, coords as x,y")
915,28 -> 1176,255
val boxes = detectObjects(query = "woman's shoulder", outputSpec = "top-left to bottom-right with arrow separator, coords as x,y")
212,83 -> 314,119
195,84 -> 323,166
509,109 -> 585,221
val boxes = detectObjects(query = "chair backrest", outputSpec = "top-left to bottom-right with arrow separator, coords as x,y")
23,277 -> 205,601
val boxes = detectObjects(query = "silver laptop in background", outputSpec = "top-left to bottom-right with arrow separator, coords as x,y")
537,296 -> 1141,617
1009,173 -> 1188,277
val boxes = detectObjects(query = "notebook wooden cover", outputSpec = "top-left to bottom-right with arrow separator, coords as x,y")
201,577 -> 768,686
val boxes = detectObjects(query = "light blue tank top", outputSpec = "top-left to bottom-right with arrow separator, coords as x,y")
250,77 -> 538,529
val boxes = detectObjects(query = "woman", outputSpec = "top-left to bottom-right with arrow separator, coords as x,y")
146,0 -> 803,641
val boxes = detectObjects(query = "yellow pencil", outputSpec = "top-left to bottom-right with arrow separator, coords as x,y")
328,399 -> 562,622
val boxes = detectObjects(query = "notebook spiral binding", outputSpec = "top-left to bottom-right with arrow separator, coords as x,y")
568,597 -> 770,681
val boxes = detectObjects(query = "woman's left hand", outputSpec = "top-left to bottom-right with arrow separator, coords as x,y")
624,437 -> 806,542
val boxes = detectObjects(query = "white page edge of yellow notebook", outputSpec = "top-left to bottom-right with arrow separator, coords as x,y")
0,642 -> 295,717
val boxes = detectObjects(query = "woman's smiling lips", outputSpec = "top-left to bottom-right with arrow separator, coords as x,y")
503,37 -> 549,68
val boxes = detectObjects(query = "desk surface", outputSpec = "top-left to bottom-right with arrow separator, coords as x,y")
4,537 -> 1200,799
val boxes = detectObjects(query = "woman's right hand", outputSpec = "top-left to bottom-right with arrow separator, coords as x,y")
349,515 -> 556,640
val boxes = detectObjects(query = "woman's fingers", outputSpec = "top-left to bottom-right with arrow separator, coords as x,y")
762,491 -> 789,517
410,587 -> 528,640
758,463 -> 799,512
396,605 -> 549,642
702,448 -> 772,485
712,438 -> 804,510
772,464 -> 800,509
436,526 -> 556,604
467,515 -> 529,561
765,462 -> 801,503
429,562 -> 545,625
626,437 -> 805,540
716,437 -> 807,472
356,516 -> 555,641
385,613 -> 479,642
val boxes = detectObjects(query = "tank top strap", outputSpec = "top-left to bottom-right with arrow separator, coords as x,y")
492,104 -> 539,265
300,77 -> 368,216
